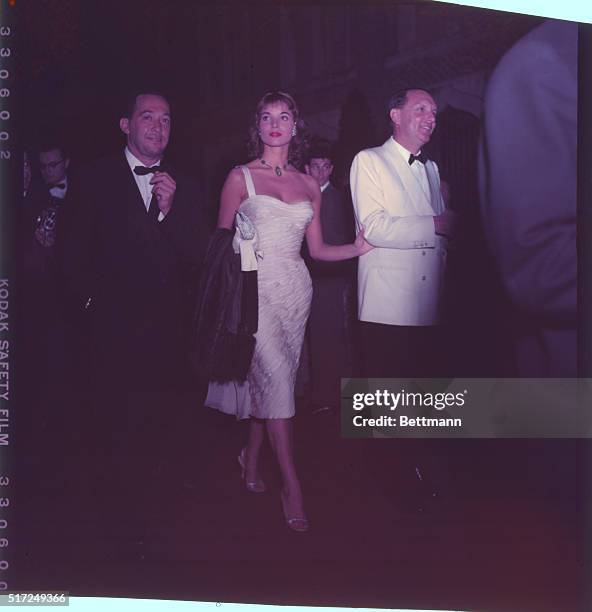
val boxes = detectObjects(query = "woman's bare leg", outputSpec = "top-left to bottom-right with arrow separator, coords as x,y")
266,418 -> 307,526
244,418 -> 265,484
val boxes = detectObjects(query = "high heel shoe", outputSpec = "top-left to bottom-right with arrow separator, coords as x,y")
280,490 -> 309,533
238,447 -> 266,493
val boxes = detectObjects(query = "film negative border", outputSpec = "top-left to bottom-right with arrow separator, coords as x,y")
0,0 -> 19,597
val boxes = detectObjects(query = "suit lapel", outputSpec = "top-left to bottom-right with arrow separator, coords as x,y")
382,138 -> 435,216
425,162 -> 445,214
113,153 -> 165,262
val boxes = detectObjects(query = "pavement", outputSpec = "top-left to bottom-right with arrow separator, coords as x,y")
12,399 -> 586,612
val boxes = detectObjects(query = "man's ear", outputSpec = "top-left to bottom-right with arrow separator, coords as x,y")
389,108 -> 399,127
64,158 -> 71,171
119,118 -> 130,135
304,164 -> 311,176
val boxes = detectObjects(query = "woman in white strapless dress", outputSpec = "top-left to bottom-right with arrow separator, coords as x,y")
213,92 -> 372,532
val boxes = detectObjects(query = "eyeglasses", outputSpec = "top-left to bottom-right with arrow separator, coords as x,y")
40,160 -> 65,170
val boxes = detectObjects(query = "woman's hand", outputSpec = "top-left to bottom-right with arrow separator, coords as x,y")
354,228 -> 374,256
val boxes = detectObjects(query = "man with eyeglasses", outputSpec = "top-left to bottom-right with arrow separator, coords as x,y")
28,146 -> 71,248
19,143 -> 75,490
39,147 -> 70,199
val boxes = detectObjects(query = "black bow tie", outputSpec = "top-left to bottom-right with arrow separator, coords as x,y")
408,152 -> 427,165
51,182 -> 66,189
134,165 -> 160,176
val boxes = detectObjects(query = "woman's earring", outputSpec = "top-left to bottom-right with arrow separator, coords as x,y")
292,126 -> 297,137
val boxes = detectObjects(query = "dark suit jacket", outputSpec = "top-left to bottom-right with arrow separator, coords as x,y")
304,184 -> 356,404
21,179 -> 77,334
60,151 -> 209,390
19,182 -> 71,378
304,183 -> 355,278
21,181 -> 69,284
320,184 -> 355,246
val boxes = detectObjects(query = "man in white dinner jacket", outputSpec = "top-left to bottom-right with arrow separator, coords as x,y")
350,88 -> 455,378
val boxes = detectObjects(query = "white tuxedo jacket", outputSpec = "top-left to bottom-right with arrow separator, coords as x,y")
350,137 -> 447,326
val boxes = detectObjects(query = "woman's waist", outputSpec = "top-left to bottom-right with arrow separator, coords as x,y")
259,249 -> 305,262
258,258 -> 310,279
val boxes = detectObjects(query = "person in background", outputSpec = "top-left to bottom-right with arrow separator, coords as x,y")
479,21 -> 580,516
304,139 -> 356,413
479,20 -> 577,377
18,143 -> 75,485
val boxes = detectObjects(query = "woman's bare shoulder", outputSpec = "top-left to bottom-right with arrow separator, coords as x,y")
224,165 -> 248,185
298,172 -> 317,188
244,159 -> 263,170
221,166 -> 249,202
297,171 -> 320,198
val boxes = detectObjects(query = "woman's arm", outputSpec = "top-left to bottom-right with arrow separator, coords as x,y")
217,168 -> 246,229
305,179 -> 373,261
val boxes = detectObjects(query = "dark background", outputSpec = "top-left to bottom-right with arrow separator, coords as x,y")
21,0 -> 538,212
19,0 -> 544,375
12,2 -> 588,612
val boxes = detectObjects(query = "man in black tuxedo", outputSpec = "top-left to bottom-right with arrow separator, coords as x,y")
19,144 -> 75,484
63,91 -> 207,390
60,90 -> 208,546
23,144 -> 71,259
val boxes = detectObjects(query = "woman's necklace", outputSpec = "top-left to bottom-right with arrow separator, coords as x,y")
260,158 -> 288,177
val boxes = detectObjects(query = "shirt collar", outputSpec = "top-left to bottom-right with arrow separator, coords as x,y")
320,181 -> 330,193
392,137 -> 422,163
49,176 -> 68,196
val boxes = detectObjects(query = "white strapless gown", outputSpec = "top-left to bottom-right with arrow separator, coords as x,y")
206,170 -> 313,419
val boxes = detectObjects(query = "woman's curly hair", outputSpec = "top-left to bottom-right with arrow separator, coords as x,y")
247,91 -> 310,170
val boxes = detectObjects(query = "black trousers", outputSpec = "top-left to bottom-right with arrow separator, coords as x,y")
359,320 -> 444,379
358,321 -> 450,502
308,277 -> 353,407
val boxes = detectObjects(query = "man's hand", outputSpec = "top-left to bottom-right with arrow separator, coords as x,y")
150,171 -> 176,217
433,209 -> 457,239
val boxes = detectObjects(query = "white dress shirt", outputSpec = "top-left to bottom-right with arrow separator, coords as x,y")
392,138 -> 430,202
124,147 -> 164,221
49,176 -> 68,199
